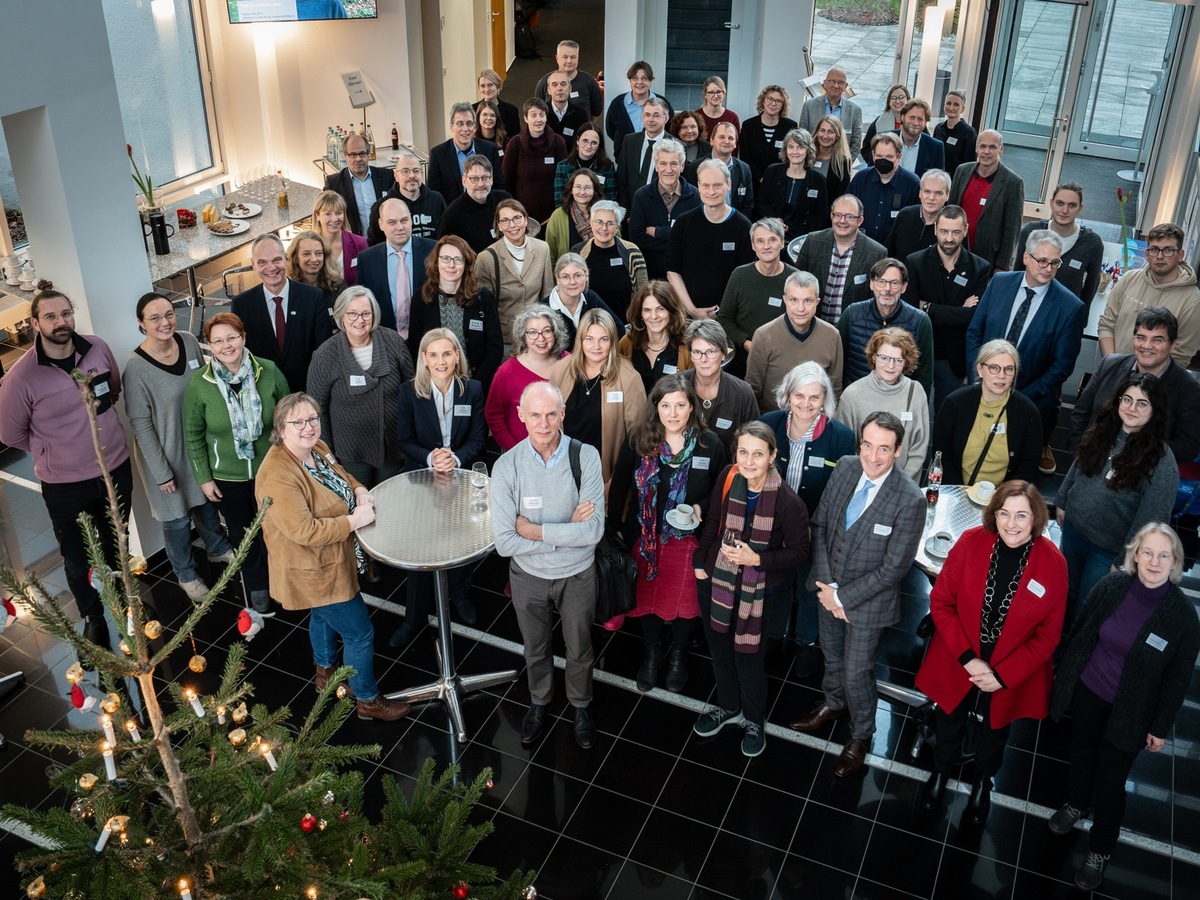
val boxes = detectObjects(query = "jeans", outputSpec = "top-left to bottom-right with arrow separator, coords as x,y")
214,478 -> 268,594
162,502 -> 232,583
308,593 -> 380,701
1060,519 -> 1116,628
40,459 -> 133,620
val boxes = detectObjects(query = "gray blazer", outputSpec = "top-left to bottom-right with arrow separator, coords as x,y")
793,228 -> 887,318
808,456 -> 926,629
950,161 -> 1025,271
798,96 -> 864,162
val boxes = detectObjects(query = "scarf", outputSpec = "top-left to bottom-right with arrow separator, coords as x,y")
709,466 -> 782,652
212,352 -> 263,462
571,202 -> 593,242
634,429 -> 697,579
304,452 -> 366,573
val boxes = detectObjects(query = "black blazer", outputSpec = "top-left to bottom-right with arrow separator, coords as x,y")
606,93 -> 676,158
426,138 -> 505,205
685,154 -> 756,219
755,164 -> 829,238
617,132 -> 666,210
323,167 -> 394,237
931,383 -> 1043,486
408,288 -> 504,394
546,102 -> 591,151
903,244 -> 991,375
396,378 -> 486,471
354,237 -> 436,332
886,205 -> 939,263
230,281 -> 332,392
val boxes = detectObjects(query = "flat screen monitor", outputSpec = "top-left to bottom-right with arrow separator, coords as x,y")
227,0 -> 378,22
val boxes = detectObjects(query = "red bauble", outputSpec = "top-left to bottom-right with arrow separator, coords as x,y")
451,882 -> 470,899
300,813 -> 317,833
70,684 -> 85,709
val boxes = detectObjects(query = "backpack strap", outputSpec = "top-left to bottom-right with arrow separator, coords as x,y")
568,438 -> 582,493
720,465 -> 738,505
487,247 -> 502,294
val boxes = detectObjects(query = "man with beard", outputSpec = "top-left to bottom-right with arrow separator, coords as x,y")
367,151 -> 446,245
846,133 -> 920,245
436,155 -> 513,254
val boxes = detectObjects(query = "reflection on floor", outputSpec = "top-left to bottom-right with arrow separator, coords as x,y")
1,439 -> 1199,898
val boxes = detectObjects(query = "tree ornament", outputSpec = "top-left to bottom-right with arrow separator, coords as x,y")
231,702 -> 249,724
335,684 -> 349,700
322,790 -> 335,805
0,596 -> 16,632
228,727 -> 248,747
188,654 -> 207,673
128,554 -> 148,575
69,798 -> 92,820
119,639 -> 133,656
70,681 -> 106,710
237,608 -> 265,642
451,882 -> 470,899
317,818 -> 327,831
522,888 -> 538,899
485,778 -> 494,790
100,692 -> 121,714
64,661 -> 85,684
143,619 -> 163,639
339,810 -> 350,821
78,773 -> 98,791
300,813 -> 318,833
25,875 -> 46,899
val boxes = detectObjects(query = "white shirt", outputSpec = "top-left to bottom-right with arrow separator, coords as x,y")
547,286 -> 583,329
264,280 -> 291,340
1003,278 -> 1052,342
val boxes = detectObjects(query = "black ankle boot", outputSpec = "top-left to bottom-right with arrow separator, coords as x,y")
636,644 -> 661,692
967,772 -> 992,824
921,770 -> 949,811
665,644 -> 688,693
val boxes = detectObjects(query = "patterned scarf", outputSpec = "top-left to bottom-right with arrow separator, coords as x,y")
709,466 -> 782,652
212,351 -> 263,461
634,428 -> 697,579
304,452 -> 365,573
571,202 -> 593,242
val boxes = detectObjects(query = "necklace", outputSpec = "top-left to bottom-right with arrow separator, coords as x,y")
980,540 -> 1032,643
583,372 -> 603,395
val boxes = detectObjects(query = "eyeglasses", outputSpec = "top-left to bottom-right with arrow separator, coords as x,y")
705,89 -> 725,97
1146,246 -> 1180,257
590,218 -> 617,229
832,212 -> 860,221
286,416 -> 321,430
498,215 -> 525,226
982,363 -> 1016,376
1138,549 -> 1175,563
763,96 -> 784,105
873,278 -> 904,289
691,346 -> 724,360
1119,394 -> 1151,411
343,311 -> 374,322
144,312 -> 176,325
875,354 -> 905,366
396,167 -> 422,176
345,151 -> 370,159
559,272 -> 586,281
525,327 -> 555,339
826,79 -> 847,87
208,335 -> 243,347
439,255 -> 466,266
37,310 -> 75,323
464,174 -> 492,184
889,94 -> 908,103
1031,255 -> 1062,269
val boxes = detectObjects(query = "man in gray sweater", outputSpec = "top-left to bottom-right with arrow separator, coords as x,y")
492,382 -> 605,749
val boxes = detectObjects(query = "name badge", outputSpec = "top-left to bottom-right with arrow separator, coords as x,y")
946,136 -> 958,146
807,189 -> 819,198
768,296 -> 782,307
564,128 -> 575,137
663,364 -> 678,374
1027,579 -> 1046,597
890,209 -> 900,218
498,149 -> 504,157
349,374 -> 367,387
570,90 -> 580,98
900,411 -> 913,422
808,455 -> 826,468
774,140 -> 783,148
610,257 -> 624,266
693,456 -> 710,470
523,496 -> 543,509
94,380 -> 110,397
953,273 -> 969,286
722,242 -> 736,251
453,404 -> 472,416
188,358 -> 200,369
596,174 -> 606,183
979,198 -> 987,206
606,391 -> 623,403
873,523 -> 892,536
854,274 -> 868,284
351,257 -> 359,268
715,417 -> 733,429
490,228 -> 498,238
543,156 -> 555,164
1069,259 -> 1082,270
1146,633 -> 1168,651
992,422 -> 1006,435
469,318 -> 484,331
737,186 -> 747,196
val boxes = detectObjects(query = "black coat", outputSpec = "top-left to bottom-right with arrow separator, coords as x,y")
230,281 -> 333,392
323,167 -> 394,237
903,244 -> 991,375
755,165 -> 830,238
408,288 -> 504,394
396,378 -> 486,471
426,138 -> 505,205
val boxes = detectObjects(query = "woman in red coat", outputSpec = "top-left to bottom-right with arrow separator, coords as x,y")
915,480 -> 1066,823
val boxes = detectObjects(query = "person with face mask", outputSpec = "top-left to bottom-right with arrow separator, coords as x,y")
846,133 -> 920,245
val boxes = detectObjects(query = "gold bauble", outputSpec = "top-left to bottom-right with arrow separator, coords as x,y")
25,875 -> 46,898
78,773 -> 98,791
64,662 -> 84,685
188,654 -> 207,673
128,555 -> 148,575
143,620 -> 163,640
100,693 -> 121,714
335,684 -> 349,700
231,702 -> 249,724
119,640 -> 133,656
317,818 -> 327,831
228,727 -> 248,747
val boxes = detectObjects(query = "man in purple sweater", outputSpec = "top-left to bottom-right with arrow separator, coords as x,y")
0,286 -> 132,656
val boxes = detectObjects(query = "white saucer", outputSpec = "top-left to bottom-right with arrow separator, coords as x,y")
924,536 -> 952,559
966,485 -> 992,506
665,510 -> 699,531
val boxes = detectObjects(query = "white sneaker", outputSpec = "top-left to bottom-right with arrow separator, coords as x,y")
180,579 -> 210,603
208,550 -> 235,565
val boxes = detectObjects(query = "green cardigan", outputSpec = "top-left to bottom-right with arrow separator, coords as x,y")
183,354 -> 290,484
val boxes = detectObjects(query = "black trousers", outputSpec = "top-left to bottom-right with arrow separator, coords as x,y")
1066,680 -> 1141,855
698,575 -> 771,726
932,688 -> 1011,777
214,478 -> 268,594
40,459 -> 133,621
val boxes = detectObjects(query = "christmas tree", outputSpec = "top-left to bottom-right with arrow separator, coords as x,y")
0,373 -> 535,899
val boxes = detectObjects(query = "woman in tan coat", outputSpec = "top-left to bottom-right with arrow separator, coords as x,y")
472,198 -> 555,346
255,392 -> 409,722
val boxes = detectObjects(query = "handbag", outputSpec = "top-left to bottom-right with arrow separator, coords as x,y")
567,439 -> 637,621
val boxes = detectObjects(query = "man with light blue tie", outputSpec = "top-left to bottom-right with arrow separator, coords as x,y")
789,411 -> 925,778
354,198 -> 434,335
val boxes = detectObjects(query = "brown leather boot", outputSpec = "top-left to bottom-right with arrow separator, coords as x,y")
355,696 -> 411,721
313,663 -> 354,698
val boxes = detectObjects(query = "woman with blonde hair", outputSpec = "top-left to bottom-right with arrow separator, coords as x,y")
312,190 -> 368,285
863,84 -> 911,165
619,280 -> 693,393
476,67 -> 521,138
810,115 -> 853,201
286,229 -> 344,309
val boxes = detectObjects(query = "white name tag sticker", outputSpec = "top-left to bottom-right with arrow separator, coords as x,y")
1069,259 -> 1083,270
94,380 -> 110,396
953,273 -> 969,286
543,157 -> 555,165
349,374 -> 367,387
498,149 -> 504,157
807,189 -> 819,198
693,456 -> 710,470
491,228 -> 498,237
737,186 -> 747,196
900,411 -> 913,421
469,318 -> 484,331
570,90 -> 580,98
610,257 -> 624,266
564,128 -> 575,137
351,257 -> 359,268
854,274 -> 868,284
768,296 -> 783,307
453,404 -> 472,416
662,364 -> 678,374
1146,632 -> 1168,651
1027,579 -> 1046,597
715,417 -> 733,429
808,455 -> 826,468
722,242 -> 736,251
596,174 -> 606,183
992,422 -> 1006,434
606,391 -> 623,403
979,198 -> 987,206
873,523 -> 892,536
188,358 -> 200,369
774,140 -> 783,148
946,137 -> 958,146
523,496 -> 543,509
890,210 -> 900,218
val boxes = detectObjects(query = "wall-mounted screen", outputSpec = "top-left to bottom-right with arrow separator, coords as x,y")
226,1 -> 378,23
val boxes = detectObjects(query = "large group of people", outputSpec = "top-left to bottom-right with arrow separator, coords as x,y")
3,46 -> 1198,896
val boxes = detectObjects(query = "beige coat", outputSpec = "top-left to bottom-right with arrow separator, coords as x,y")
473,236 -> 555,341
550,355 -> 647,482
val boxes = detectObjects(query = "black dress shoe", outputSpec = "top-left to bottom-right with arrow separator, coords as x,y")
521,703 -> 547,746
83,615 -> 110,651
921,770 -> 949,811
967,773 -> 992,824
573,706 -> 596,750
388,625 -> 415,649
834,738 -> 869,777
452,595 -> 478,626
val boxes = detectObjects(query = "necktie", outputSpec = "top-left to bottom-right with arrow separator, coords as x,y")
639,138 -> 657,184
272,296 -> 285,350
844,480 -> 874,531
394,250 -> 411,340
1006,287 -> 1035,345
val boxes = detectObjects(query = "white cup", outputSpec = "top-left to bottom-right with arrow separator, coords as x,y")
675,503 -> 694,525
975,481 -> 995,502
930,531 -> 953,555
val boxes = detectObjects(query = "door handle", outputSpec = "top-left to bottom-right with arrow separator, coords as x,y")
725,22 -> 741,29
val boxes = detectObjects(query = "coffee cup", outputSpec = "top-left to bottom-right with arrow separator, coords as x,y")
975,481 -> 995,502
675,503 -> 695,526
930,531 -> 953,555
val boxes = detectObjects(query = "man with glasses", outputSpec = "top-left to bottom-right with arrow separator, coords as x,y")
966,230 -> 1085,474
949,129 -> 1024,274
436,156 -> 513,253
1098,222 -> 1200,367
617,97 -> 671,210
367,150 -> 446,245
323,132 -> 394,237
798,68 -> 864,161
794,195 -> 886,324
1017,182 -> 1104,305
535,40 -> 604,119
837,258 -> 933,394
355,198 -> 435,336
426,103 -> 505,205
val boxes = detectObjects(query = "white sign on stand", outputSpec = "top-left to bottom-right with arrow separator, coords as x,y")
341,71 -> 375,110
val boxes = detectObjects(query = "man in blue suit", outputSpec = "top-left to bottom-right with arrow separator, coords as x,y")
966,229 -> 1085,474
895,100 -> 944,178
355,198 -> 435,338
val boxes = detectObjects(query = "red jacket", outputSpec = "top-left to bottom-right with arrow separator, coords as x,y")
915,527 -> 1067,728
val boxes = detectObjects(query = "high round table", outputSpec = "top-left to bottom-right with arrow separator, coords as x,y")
356,469 -> 517,742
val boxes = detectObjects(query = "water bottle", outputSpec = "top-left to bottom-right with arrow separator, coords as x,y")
926,451 -> 943,505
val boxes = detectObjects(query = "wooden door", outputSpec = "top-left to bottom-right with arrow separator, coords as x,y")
490,0 -> 506,74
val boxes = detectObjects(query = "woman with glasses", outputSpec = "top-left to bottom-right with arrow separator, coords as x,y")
474,99 -> 509,155
486,307 -> 570,451
553,122 -> 617,202
932,339 -> 1043,487
862,84 -> 911,166
502,97 -> 568,224
474,198 -> 555,348
539,252 -> 616,350
835,327 -> 928,480
571,200 -> 647,326
313,190 -> 367,286
546,169 -> 603,263
668,110 -> 710,165
184,313 -> 289,614
286,229 -> 345,310
620,280 -> 693,394
756,129 -> 830,240
811,115 -> 853,202
695,75 -> 740,143
476,68 -> 521,139
410,235 -> 502,393
680,319 -> 759,452
1048,522 -> 1200,893
1056,373 -> 1178,626
124,292 -> 234,602
739,85 -> 798,188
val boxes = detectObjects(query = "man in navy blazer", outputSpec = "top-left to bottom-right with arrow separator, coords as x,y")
355,197 -> 434,336
426,103 -> 505,205
966,229 -> 1085,474
323,133 -> 393,237
893,99 -> 944,178
231,234 -> 332,392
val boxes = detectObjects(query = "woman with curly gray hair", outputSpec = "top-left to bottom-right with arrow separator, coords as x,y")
485,306 -> 570,450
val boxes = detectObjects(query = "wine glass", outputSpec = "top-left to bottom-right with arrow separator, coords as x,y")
471,462 -> 488,509
722,528 -> 741,552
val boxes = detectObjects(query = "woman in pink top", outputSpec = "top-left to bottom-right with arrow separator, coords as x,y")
695,76 -> 741,144
313,190 -> 368,286
485,306 -> 570,449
